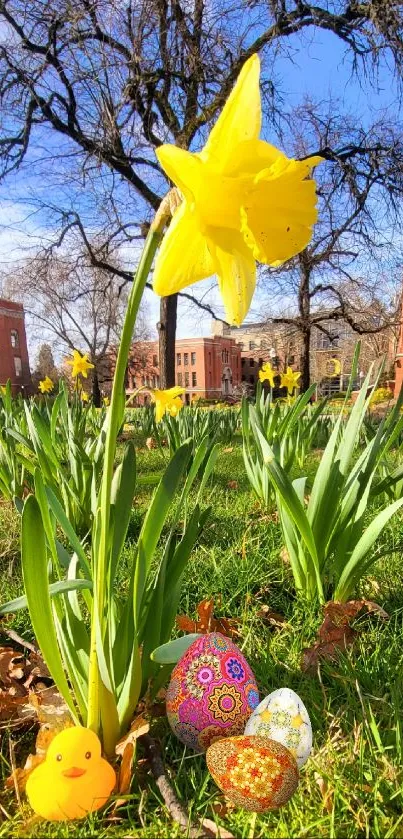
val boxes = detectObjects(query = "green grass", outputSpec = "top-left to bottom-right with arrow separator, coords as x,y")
1,437 -> 403,837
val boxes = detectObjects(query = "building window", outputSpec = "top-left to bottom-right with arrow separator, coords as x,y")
250,358 -> 255,367
242,375 -> 246,382
192,372 -> 197,387
259,358 -> 263,366
10,329 -> 19,348
238,342 -> 244,350
185,372 -> 189,387
177,372 -> 183,386
241,358 -> 246,367
249,375 -> 254,383
316,328 -> 340,349
184,353 -> 189,366
153,354 -> 158,366
191,351 -> 196,365
249,341 -> 256,350
14,357 -> 22,378
176,353 -> 181,365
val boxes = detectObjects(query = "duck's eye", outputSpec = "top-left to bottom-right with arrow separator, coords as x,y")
56,754 -> 62,762
85,751 -> 91,760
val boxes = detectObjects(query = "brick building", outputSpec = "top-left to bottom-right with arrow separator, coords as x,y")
125,335 -> 242,403
0,298 -> 31,394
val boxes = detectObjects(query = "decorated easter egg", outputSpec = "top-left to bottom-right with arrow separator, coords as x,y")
206,735 -> 299,811
244,687 -> 312,767
166,632 -> 259,751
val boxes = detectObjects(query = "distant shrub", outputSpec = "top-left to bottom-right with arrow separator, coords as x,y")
370,387 -> 393,405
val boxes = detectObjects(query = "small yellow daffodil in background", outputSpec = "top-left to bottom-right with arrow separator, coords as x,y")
80,390 -> 90,402
153,54 -> 322,325
281,367 -> 301,394
38,376 -> 54,394
103,396 -> 110,406
327,357 -> 342,377
66,350 -> 95,378
0,385 -> 7,395
151,386 -> 185,422
258,362 -> 276,387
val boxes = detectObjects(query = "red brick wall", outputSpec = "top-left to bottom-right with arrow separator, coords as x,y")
0,299 -> 31,394
125,335 -> 242,402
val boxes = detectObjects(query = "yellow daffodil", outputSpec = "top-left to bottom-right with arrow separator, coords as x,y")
66,350 -> 95,378
80,390 -> 89,402
153,54 -> 322,325
327,357 -> 342,377
151,386 -> 185,423
281,367 -> 301,394
103,396 -> 110,406
258,362 -> 276,387
38,376 -> 54,394
0,385 -> 7,395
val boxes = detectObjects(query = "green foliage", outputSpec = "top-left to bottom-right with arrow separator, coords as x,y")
242,383 -> 333,505
248,350 -> 403,602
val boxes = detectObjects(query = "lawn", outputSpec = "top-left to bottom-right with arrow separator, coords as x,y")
1,434 -> 403,838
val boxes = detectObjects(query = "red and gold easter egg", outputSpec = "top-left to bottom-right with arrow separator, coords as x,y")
206,735 -> 299,812
166,633 -> 259,751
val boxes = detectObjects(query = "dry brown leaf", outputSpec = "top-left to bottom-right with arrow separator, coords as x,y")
223,447 -> 234,454
227,480 -> 238,490
176,598 -> 240,639
280,546 -> 290,565
145,437 -> 157,450
115,715 -> 150,756
256,605 -> 287,629
302,599 -> 389,673
314,772 -> 333,814
5,754 -> 44,793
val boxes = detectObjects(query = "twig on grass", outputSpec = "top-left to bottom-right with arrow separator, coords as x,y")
141,734 -> 234,839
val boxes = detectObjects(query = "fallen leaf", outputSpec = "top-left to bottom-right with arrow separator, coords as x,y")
256,605 -> 287,629
314,772 -> 333,814
301,599 -> 389,674
145,437 -> 157,450
176,598 -> 240,639
5,754 -> 44,793
227,480 -> 238,490
115,715 -> 150,756
223,447 -> 234,454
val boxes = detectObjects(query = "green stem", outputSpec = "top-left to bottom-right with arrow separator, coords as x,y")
87,227 -> 163,738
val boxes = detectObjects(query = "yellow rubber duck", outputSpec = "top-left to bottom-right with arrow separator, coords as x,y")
26,727 -> 116,821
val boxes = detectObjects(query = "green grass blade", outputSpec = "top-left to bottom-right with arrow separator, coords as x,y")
21,495 -> 79,721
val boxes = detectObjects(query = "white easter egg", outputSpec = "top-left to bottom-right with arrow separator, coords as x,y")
244,687 -> 312,767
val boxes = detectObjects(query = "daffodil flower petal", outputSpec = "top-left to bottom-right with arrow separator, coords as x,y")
201,55 -> 261,172
207,227 -> 256,326
153,204 -> 214,296
155,145 -> 201,201
241,157 -> 322,265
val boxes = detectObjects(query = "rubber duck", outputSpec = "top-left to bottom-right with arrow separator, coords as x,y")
26,727 -> 116,821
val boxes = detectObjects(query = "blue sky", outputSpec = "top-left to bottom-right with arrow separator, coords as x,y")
0,23 -> 400,351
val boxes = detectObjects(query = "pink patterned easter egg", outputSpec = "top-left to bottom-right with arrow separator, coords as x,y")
166,632 -> 259,751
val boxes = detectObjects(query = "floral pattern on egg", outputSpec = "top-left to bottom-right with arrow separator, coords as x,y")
206,735 -> 299,812
166,633 -> 259,751
244,687 -> 312,767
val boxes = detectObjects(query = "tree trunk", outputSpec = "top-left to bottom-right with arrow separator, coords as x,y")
300,326 -> 311,392
92,368 -> 101,407
298,256 -> 311,392
158,294 -> 178,389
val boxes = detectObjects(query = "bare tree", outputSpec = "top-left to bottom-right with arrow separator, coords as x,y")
261,102 -> 403,389
4,252 -> 150,404
1,0 -> 403,385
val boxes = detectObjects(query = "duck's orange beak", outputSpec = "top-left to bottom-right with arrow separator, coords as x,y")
62,766 -> 86,778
